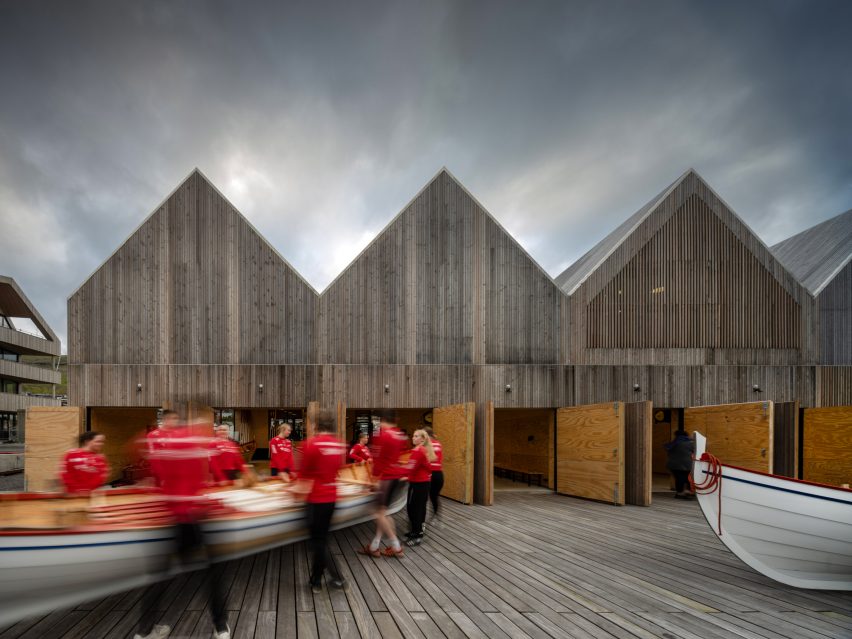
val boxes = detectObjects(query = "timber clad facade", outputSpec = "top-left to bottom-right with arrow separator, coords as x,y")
66,167 -> 852,499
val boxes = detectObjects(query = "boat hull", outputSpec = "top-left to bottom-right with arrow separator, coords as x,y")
692,432 -> 852,591
0,486 -> 403,626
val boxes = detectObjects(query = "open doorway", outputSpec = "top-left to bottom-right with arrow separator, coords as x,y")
493,408 -> 554,496
651,407 -> 682,493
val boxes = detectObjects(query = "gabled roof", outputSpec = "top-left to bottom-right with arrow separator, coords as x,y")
0,275 -> 59,344
771,208 -> 852,296
554,170 -> 690,294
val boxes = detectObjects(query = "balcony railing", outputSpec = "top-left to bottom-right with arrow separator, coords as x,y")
0,326 -> 60,356
0,359 -> 61,385
0,392 -> 62,411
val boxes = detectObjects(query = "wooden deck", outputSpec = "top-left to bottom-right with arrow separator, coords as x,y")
2,491 -> 851,639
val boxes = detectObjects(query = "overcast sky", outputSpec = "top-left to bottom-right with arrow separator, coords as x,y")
1,0 -> 851,354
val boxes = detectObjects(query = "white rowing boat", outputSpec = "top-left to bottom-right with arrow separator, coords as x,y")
692,432 -> 852,590
0,467 -> 404,626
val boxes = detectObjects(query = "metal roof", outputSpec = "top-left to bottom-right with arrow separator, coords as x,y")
771,208 -> 852,295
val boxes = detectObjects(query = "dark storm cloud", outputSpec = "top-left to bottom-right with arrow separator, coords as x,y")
1,0 -> 851,352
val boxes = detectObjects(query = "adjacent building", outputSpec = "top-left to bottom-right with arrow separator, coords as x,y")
0,276 -> 62,441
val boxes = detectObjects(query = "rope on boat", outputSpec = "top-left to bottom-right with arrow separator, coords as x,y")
690,452 -> 723,535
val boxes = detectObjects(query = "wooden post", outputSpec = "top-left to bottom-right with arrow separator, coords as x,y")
306,401 -> 319,439
336,400 -> 347,442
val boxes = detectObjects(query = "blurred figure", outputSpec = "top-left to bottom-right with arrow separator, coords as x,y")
269,423 -> 295,479
358,410 -> 407,558
424,426 -> 444,523
59,431 -> 107,495
297,411 -> 347,593
210,424 -> 245,485
665,428 -> 695,499
348,431 -> 371,464
405,429 -> 435,546
135,410 -> 230,639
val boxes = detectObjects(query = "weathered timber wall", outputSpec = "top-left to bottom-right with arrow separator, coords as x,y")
68,171 -> 317,366
819,260 -> 852,364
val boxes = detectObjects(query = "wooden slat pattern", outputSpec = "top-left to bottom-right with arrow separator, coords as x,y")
556,402 -> 624,504
568,172 -> 816,366
819,260 -> 852,364
9,493 -> 849,639
684,401 -> 773,473
316,170 -> 565,366
772,401 -> 799,478
68,171 -> 317,366
802,405 -> 852,486
817,366 -> 852,406
23,406 -> 83,492
624,401 -> 652,506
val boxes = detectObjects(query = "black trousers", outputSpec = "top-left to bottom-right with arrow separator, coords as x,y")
672,470 -> 690,493
139,522 -> 227,634
307,501 -> 341,586
429,470 -> 444,517
407,481 -> 430,536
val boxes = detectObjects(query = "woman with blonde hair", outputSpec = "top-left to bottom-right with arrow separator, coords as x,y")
405,428 -> 436,546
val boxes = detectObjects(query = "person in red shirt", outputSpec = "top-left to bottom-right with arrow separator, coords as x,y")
59,431 -> 108,495
348,431 -> 372,464
358,410 -> 407,558
269,423 -> 295,479
209,425 -> 245,485
137,409 -> 229,639
424,426 -> 444,523
404,429 -> 436,546
297,411 -> 347,593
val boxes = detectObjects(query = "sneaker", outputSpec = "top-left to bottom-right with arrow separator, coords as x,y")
381,545 -> 404,557
134,625 -> 171,639
357,544 -> 381,557
213,625 -> 231,639
405,536 -> 422,547
330,578 -> 347,589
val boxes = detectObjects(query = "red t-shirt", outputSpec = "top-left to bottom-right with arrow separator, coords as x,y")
269,435 -> 294,472
430,440 -> 443,472
371,427 -> 408,479
300,433 -> 346,503
209,437 -> 244,483
407,445 -> 432,483
150,425 -> 211,521
348,442 -> 372,463
60,448 -> 108,494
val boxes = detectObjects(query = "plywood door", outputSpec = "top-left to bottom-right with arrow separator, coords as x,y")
433,402 -> 475,504
556,402 -> 625,505
684,401 -> 773,473
803,406 -> 852,487
25,406 -> 84,492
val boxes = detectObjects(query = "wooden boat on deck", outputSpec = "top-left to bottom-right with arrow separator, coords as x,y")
692,432 -> 852,590
0,465 -> 403,626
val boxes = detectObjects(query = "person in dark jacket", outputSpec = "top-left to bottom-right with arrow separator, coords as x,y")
664,429 -> 695,499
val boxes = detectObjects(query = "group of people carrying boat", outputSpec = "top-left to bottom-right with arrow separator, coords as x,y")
55,407 -> 444,639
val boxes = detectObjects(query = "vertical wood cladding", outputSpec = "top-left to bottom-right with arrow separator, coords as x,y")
572,173 -> 815,365
68,171 -> 317,365
317,170 -> 565,364
588,194 -> 800,350
819,260 -> 852,364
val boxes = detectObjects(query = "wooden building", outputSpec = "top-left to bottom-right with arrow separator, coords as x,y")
65,168 -> 851,504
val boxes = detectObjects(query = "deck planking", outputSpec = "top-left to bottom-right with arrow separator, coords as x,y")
2,492 -> 851,638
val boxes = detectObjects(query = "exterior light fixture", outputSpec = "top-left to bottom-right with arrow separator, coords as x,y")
136,383 -> 142,392
752,384 -> 762,393
258,383 -> 264,392
384,384 -> 390,393
505,384 -> 511,393
633,383 -> 640,392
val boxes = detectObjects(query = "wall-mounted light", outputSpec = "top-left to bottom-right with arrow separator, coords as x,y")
384,383 -> 390,393
136,383 -> 142,392
505,384 -> 512,393
258,383 -> 264,392
752,384 -> 762,393
632,383 -> 640,392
